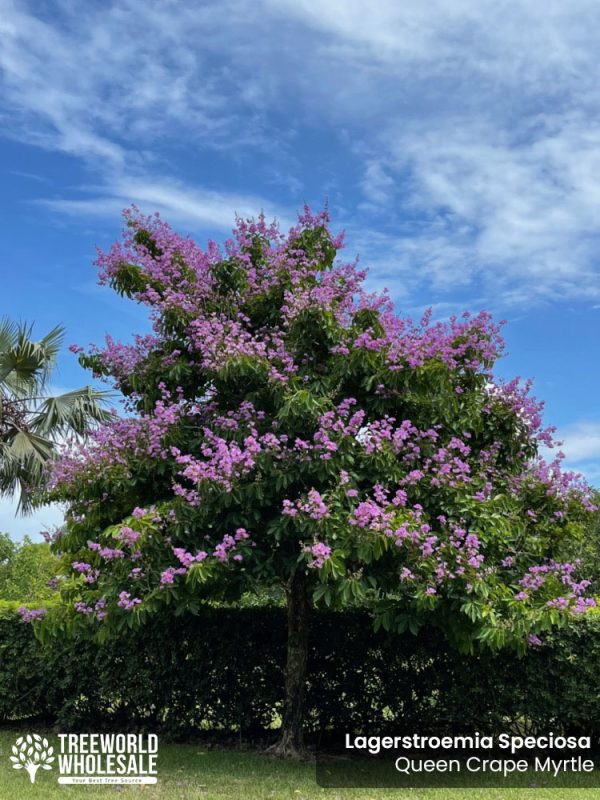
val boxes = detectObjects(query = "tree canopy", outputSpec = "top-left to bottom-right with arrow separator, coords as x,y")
36,206 -> 596,752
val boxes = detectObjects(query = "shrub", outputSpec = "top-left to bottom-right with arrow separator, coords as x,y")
1,603 -> 599,737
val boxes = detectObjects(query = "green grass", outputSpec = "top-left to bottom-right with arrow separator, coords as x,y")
0,730 -> 599,800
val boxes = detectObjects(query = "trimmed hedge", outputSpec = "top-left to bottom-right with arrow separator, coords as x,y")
1,604 -> 599,736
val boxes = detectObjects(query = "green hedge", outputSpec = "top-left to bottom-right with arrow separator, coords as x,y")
1,604 -> 599,736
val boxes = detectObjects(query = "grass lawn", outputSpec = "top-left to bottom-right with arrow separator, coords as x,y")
0,730 -> 599,800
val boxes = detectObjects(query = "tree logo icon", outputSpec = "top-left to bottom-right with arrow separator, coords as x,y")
10,734 -> 54,783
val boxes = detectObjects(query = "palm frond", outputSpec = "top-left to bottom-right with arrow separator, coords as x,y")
30,387 -> 113,436
35,325 -> 65,382
0,434 -> 53,514
0,318 -> 18,354
6,430 -> 54,462
0,319 -> 112,514
0,323 -> 65,396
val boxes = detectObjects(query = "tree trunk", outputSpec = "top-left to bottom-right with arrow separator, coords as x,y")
269,568 -> 310,758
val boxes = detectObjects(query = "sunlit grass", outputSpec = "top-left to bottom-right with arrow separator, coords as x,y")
0,729 -> 599,800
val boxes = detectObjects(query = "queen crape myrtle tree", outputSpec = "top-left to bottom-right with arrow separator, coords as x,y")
39,207 -> 595,756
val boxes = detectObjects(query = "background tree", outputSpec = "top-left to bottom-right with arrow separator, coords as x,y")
0,320 -> 111,511
0,532 -> 60,601
559,490 -> 600,585
41,208 -> 596,756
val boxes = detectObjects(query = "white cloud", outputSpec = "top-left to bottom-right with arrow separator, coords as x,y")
3,0 -> 600,305
0,0 -> 280,163
268,0 -> 600,90
0,0 -> 125,164
360,161 -> 395,207
38,178 -> 292,233
267,0 -> 600,304
557,422 -> 600,465
374,115 -> 600,301
539,421 -> 600,487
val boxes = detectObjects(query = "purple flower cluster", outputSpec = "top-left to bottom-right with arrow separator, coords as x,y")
160,529 -> 250,587
118,526 -> 140,546
306,542 -> 332,569
117,591 -> 141,611
173,547 -> 208,567
213,528 -> 249,562
516,561 -> 596,614
283,489 -> 330,520
17,607 -> 48,623
74,597 -> 108,618
72,561 -> 100,584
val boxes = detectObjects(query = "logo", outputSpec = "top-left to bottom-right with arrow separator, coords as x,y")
57,733 -> 158,785
10,734 -> 54,783
7,732 -> 158,786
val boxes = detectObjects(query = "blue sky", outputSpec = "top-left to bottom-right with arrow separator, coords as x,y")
1,0 -> 599,537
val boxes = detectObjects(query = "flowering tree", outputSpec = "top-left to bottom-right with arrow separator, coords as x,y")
39,207 -> 595,755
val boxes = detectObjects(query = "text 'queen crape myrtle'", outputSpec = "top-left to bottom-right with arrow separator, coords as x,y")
40,206 -> 595,751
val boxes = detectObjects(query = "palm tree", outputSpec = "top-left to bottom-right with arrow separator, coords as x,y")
0,319 -> 111,512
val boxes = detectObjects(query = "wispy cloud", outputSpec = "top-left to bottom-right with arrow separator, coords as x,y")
267,0 -> 600,304
9,169 -> 49,183
359,161 -> 395,210
542,421 -> 600,486
557,422 -> 600,464
38,178 -> 292,232
3,0 -> 600,305
0,0 -> 285,164
374,115 -> 600,302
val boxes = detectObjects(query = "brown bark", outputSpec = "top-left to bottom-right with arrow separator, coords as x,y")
268,569 -> 310,758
